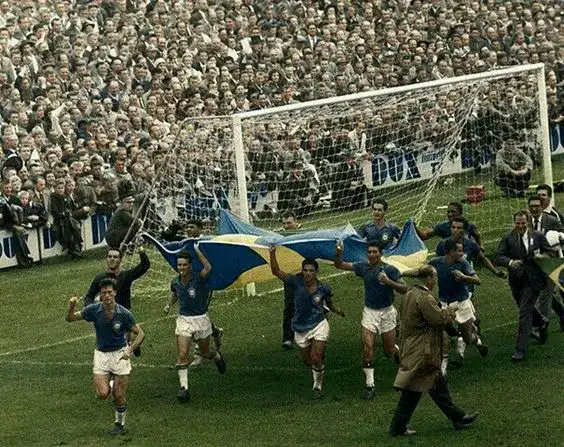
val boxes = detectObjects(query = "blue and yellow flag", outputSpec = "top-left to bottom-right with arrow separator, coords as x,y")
143,210 -> 428,290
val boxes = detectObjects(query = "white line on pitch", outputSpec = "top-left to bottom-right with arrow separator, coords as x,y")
0,293 -> 242,358
0,358 -> 350,374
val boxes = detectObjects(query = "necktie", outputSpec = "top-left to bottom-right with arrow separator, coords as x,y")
534,218 -> 539,231
519,235 -> 527,258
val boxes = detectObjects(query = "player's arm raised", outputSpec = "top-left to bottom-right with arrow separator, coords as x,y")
195,243 -> 211,279
333,241 -> 354,271
269,246 -> 289,281
66,295 -> 84,322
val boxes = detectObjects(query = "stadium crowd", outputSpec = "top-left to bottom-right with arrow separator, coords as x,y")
0,0 -> 562,263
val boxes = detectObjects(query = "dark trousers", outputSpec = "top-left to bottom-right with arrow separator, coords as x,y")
389,375 -> 465,435
282,282 -> 294,343
12,229 -> 32,266
512,284 -> 542,353
554,293 -> 564,318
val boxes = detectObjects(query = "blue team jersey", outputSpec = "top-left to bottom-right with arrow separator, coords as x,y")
436,237 -> 482,265
82,303 -> 136,352
171,275 -> 211,316
353,262 -> 401,309
357,221 -> 401,249
433,220 -> 479,242
286,275 -> 332,333
428,256 -> 475,304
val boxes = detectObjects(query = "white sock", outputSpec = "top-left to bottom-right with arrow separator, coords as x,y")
178,368 -> 188,389
441,357 -> 448,376
109,378 -> 114,391
363,368 -> 375,388
476,336 -> 483,346
312,366 -> 324,390
115,404 -> 127,425
456,337 -> 466,357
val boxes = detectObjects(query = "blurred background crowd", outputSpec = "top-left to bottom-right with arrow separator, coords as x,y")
0,0 -> 562,263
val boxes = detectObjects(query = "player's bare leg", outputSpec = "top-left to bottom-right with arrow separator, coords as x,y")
176,335 -> 191,403
381,328 -> 400,365
460,320 -> 488,357
310,340 -> 326,398
362,328 -> 377,400
110,375 -> 129,435
198,336 -> 226,374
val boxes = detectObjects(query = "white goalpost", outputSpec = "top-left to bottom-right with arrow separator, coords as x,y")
125,63 -> 552,294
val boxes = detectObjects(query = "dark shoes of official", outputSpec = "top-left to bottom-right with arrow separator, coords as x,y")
453,414 -> 478,431
511,351 -> 525,362
477,344 -> 489,358
390,427 -> 417,437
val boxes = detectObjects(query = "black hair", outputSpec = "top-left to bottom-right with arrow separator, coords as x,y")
448,201 -> 463,215
536,183 -> 553,197
372,198 -> 388,211
177,250 -> 193,263
443,238 -> 461,254
99,278 -> 118,291
281,210 -> 297,220
451,216 -> 469,230
513,210 -> 528,221
106,248 -> 123,258
367,241 -> 385,252
302,258 -> 319,271
527,194 -> 542,205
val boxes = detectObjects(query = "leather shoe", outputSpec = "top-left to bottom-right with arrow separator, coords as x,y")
511,351 -> 525,362
390,427 -> 417,437
453,414 -> 477,430
538,323 -> 548,345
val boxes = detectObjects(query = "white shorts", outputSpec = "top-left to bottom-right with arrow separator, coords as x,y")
175,314 -> 213,340
361,305 -> 397,335
93,348 -> 131,376
294,319 -> 330,348
440,299 -> 476,324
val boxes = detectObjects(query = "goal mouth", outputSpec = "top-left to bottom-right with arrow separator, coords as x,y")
121,64 -> 551,291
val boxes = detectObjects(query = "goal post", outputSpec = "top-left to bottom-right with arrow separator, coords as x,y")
123,63 -> 552,296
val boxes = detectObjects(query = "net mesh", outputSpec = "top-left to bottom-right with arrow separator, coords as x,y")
125,68 -> 546,295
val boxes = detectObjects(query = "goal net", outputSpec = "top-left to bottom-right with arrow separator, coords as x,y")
123,64 -> 551,295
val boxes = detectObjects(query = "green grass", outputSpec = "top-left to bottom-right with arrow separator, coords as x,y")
2,161 -> 564,446
1,252 -> 563,446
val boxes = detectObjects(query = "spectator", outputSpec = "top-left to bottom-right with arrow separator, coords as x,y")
494,138 -> 533,197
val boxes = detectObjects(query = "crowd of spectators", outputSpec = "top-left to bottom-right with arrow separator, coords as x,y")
0,0 -> 562,263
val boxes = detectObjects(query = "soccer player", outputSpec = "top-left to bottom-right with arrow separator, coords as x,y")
270,246 -> 345,399
67,278 -> 145,436
278,210 -> 304,349
406,239 -> 488,363
183,219 -> 224,365
334,240 -> 408,400
416,202 -> 483,247
435,217 -> 505,364
389,266 -> 477,436
83,246 -> 150,356
163,248 -> 226,403
357,199 -> 401,249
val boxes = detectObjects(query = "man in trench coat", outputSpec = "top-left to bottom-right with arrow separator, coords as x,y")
389,265 -> 477,436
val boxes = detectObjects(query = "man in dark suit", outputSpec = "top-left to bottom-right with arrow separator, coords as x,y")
495,210 -> 554,362
527,195 -> 564,334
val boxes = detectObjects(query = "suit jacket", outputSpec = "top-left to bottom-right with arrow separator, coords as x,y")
532,213 -> 563,234
496,230 -> 553,294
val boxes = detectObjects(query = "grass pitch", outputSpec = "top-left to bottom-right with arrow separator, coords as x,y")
1,161 -> 564,446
